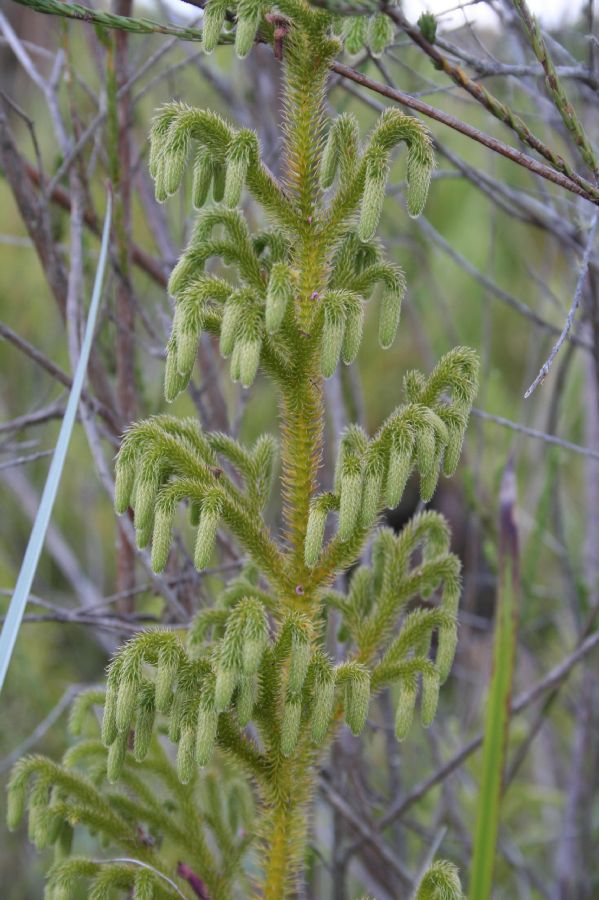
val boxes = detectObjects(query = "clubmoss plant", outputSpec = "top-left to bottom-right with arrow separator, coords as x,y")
7,3 -> 478,897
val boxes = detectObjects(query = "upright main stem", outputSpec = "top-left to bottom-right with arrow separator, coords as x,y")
260,741 -> 318,899
261,21 -> 333,897
280,26 -> 331,584
280,369 -> 324,579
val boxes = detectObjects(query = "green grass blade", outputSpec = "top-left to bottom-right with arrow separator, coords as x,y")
468,459 -> 520,900
0,192 -> 112,695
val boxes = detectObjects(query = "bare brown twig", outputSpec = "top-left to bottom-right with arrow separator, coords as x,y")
381,627 -> 599,828
389,7 -> 598,195
330,61 -> 599,205
524,212 -> 598,398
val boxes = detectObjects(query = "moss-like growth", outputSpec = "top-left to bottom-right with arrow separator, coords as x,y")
9,4 -> 476,897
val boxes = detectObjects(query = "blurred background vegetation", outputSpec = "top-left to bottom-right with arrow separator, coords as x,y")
1,0 -> 598,896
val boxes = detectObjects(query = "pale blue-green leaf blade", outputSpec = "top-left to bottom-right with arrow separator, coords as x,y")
0,192 -> 112,694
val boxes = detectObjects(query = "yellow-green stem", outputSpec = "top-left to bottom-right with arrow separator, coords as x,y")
280,371 -> 324,578
262,15 -> 338,895
262,773 -> 299,898
260,747 -> 317,899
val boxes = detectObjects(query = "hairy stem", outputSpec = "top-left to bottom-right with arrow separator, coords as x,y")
262,771 -> 300,899
280,373 -> 324,581
262,14 -> 332,893
260,747 -> 316,899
